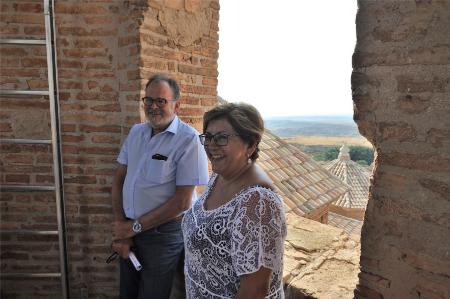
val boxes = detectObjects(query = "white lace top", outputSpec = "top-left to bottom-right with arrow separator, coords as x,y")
182,174 -> 286,298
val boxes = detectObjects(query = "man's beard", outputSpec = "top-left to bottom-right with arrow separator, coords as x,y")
145,110 -> 173,130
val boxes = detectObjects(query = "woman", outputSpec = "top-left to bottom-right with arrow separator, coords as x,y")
182,103 -> 286,299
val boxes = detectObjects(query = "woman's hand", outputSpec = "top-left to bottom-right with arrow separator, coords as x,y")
112,220 -> 134,240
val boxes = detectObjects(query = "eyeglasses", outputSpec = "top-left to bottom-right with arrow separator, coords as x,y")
199,133 -> 241,146
141,97 -> 174,107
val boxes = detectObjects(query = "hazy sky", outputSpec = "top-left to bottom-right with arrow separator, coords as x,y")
217,1 -> 358,118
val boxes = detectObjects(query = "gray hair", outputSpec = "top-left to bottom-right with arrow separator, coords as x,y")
145,74 -> 180,100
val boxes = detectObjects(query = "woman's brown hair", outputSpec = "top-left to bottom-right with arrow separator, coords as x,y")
203,102 -> 264,161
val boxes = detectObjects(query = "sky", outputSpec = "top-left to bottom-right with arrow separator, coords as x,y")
217,1 -> 358,118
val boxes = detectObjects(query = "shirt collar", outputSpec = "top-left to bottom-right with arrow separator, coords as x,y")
165,115 -> 179,134
148,115 -> 179,137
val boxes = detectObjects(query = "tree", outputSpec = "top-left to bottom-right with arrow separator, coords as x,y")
349,146 -> 374,165
312,146 -> 339,161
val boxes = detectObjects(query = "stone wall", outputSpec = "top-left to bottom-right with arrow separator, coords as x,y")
0,0 -> 219,298
353,1 -> 450,298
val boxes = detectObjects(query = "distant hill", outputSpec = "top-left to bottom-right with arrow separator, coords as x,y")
264,115 -> 359,137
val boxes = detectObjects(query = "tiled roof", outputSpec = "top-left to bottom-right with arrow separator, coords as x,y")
259,131 -> 349,217
328,212 -> 363,235
324,145 -> 371,209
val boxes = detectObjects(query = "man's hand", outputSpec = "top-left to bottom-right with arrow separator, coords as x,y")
112,238 -> 134,259
112,220 -> 134,240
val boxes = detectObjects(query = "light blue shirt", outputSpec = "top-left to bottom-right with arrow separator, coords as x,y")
117,116 -> 209,219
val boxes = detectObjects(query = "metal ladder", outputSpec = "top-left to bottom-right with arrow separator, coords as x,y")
0,0 -> 70,298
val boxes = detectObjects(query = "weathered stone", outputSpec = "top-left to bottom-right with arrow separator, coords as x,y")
396,94 -> 431,114
284,216 -> 360,299
354,1 -> 450,298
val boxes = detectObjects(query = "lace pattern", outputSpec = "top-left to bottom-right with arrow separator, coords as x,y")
182,174 -> 286,298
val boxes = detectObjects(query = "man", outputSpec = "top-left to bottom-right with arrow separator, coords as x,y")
111,74 -> 209,298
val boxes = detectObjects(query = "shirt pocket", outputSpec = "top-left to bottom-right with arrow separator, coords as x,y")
143,158 -> 176,185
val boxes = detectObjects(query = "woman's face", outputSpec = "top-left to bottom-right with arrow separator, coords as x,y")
204,118 -> 252,179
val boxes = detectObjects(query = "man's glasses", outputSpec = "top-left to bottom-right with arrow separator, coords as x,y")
199,133 -> 241,146
141,97 -> 174,107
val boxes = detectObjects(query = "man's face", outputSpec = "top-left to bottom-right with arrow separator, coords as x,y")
144,81 -> 180,133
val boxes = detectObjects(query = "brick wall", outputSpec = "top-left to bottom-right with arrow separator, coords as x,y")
0,0 -> 219,298
353,1 -> 450,298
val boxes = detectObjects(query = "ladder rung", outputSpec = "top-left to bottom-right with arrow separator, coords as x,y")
0,139 -> 52,145
0,39 -> 46,45
0,90 -> 49,96
0,230 -> 58,235
0,273 -> 61,278
0,185 -> 55,192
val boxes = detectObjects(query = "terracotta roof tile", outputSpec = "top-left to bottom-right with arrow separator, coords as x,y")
328,212 -> 363,235
324,145 -> 371,209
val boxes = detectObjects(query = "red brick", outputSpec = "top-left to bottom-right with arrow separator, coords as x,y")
63,49 -> 107,58
59,60 -> 83,69
118,35 -> 140,47
85,167 -> 115,176
61,124 -> 77,133
76,92 -> 119,101
180,96 -> 200,106
83,16 -> 113,25
0,123 -> 12,132
1,57 -> 20,67
202,77 -> 217,86
62,134 -> 86,143
24,26 -> 45,35
1,14 -> 44,25
91,135 -> 120,144
1,252 -> 29,260
100,84 -> 115,92
119,82 -> 140,92
0,68 -> 40,77
178,64 -> 216,76
3,154 -> 33,164
0,46 -> 28,57
35,175 -> 54,183
178,107 -> 205,118
5,174 -> 30,183
64,175 -> 97,184
180,84 -> 216,96
27,79 -> 48,89
0,99 -> 49,110
91,103 -> 121,112
79,125 -> 121,133
200,98 -> 217,107
13,3 -> 43,13
79,205 -> 112,214
85,62 -> 111,70
55,3 -> 108,14
59,81 -> 82,89
73,39 -> 104,48
60,103 -> 88,111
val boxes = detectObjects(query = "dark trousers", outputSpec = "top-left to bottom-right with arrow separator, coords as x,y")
120,219 -> 184,299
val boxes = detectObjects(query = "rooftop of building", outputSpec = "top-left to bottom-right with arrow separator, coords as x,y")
260,132 -> 349,217
328,212 -> 364,235
324,145 -> 371,209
